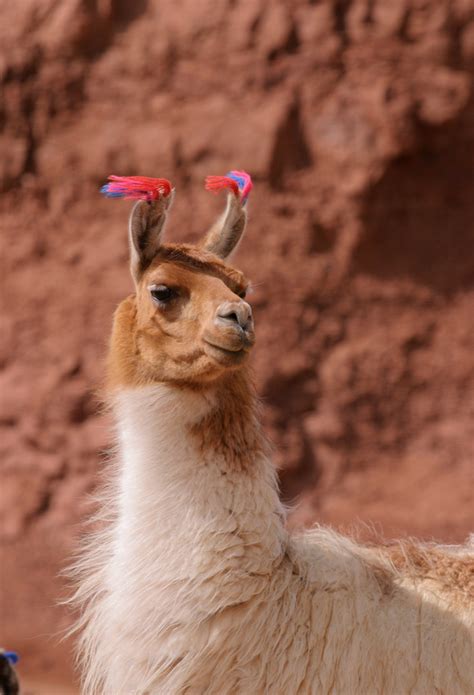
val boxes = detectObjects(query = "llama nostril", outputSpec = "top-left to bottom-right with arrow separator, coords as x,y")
216,302 -> 253,330
225,312 -> 239,325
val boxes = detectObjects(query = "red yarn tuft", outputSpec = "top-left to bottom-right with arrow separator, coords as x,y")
204,176 -> 240,197
102,175 -> 172,201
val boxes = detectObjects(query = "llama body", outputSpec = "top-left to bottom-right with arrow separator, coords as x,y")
72,173 -> 474,694
76,379 -> 474,694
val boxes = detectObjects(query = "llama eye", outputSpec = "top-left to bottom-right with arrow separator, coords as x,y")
150,285 -> 176,304
238,290 -> 247,299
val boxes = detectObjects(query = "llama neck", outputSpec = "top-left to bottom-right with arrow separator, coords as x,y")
110,370 -> 287,611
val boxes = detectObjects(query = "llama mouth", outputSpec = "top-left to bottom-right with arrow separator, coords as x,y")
203,340 -> 249,363
204,340 -> 245,353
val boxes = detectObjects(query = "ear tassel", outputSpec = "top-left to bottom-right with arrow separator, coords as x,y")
101,171 -> 252,203
205,170 -> 253,203
205,175 -> 240,196
101,175 -> 172,201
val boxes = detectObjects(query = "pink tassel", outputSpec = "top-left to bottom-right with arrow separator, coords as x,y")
101,175 -> 172,201
204,175 -> 240,197
205,170 -> 252,202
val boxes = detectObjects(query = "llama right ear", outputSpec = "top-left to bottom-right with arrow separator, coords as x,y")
128,192 -> 174,281
101,175 -> 174,282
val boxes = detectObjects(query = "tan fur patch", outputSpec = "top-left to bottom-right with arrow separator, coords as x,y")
371,562 -> 396,597
190,370 -> 268,472
386,541 -> 474,601
106,295 -> 141,390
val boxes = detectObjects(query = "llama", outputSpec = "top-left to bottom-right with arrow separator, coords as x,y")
71,171 -> 474,695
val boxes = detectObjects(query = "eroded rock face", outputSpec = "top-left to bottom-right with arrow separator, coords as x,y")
1,0 -> 473,686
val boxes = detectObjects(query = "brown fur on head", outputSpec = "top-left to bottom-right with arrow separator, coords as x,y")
107,191 -> 255,389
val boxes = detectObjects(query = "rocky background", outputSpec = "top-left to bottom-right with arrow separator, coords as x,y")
1,0 -> 474,691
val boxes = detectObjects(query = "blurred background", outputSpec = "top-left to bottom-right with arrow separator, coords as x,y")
1,0 -> 474,692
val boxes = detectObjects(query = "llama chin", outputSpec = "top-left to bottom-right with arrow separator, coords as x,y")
69,172 -> 474,695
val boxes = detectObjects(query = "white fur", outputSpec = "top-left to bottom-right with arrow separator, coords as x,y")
71,385 -> 474,694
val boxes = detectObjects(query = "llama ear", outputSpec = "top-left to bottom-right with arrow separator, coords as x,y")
201,171 -> 252,260
100,175 -> 174,282
128,191 -> 174,280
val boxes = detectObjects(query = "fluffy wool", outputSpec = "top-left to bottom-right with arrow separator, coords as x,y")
70,377 -> 474,695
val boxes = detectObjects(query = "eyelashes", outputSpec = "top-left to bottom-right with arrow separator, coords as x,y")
149,285 -> 178,306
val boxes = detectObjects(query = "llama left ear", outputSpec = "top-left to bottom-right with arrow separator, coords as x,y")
202,171 -> 252,260
101,175 -> 174,282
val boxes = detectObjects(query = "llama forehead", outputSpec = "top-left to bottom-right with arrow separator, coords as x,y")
141,244 -> 249,297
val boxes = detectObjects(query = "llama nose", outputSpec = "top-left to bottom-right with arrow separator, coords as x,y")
215,301 -> 253,331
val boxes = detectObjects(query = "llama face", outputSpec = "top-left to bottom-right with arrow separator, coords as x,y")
106,174 -> 255,388
108,243 -> 255,388
135,249 -> 255,382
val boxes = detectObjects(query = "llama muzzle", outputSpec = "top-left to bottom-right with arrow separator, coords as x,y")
202,302 -> 255,362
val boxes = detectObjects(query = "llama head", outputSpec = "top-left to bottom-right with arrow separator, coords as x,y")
104,172 -> 256,388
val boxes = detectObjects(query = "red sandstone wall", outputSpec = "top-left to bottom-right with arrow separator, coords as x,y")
1,0 -> 473,689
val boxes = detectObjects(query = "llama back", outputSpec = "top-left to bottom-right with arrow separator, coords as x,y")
287,527 -> 474,694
